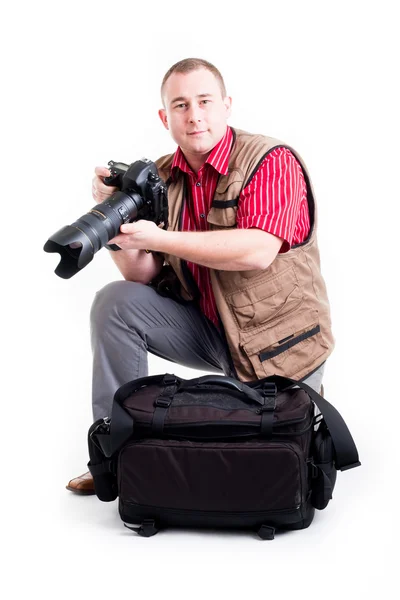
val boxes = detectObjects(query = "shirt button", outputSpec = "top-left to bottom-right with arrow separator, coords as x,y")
196,182 -> 201,187
200,213 -> 205,218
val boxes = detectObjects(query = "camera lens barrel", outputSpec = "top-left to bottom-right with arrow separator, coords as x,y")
71,191 -> 143,253
44,190 -> 145,279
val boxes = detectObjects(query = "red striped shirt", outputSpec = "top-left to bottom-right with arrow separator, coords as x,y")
171,126 -> 310,328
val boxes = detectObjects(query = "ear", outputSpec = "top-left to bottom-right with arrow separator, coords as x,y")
224,96 -> 232,120
158,108 -> 169,130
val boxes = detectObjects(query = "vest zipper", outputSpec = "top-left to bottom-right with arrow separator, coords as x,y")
259,325 -> 320,362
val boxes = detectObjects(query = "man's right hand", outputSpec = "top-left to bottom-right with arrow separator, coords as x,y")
92,166 -> 118,204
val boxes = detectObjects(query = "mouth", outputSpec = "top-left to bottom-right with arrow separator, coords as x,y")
188,130 -> 207,136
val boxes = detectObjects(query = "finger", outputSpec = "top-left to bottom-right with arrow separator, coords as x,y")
95,166 -> 111,178
120,223 -> 137,233
92,179 -> 118,203
109,234 -> 128,246
93,185 -> 117,198
95,182 -> 117,195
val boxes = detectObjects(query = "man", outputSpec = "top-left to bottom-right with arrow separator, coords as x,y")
66,58 -> 334,494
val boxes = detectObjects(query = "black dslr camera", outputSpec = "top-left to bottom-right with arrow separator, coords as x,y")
43,158 -> 168,279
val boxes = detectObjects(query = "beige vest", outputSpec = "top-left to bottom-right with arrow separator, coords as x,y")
155,128 -> 335,381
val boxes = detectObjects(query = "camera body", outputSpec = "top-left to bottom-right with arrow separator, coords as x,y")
43,158 -> 168,279
103,158 -> 168,227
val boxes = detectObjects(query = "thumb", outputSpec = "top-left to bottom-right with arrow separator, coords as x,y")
120,223 -> 135,233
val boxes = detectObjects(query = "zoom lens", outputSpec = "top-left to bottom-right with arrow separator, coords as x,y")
44,190 -> 145,279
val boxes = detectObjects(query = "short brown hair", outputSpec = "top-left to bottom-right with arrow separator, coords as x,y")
161,58 -> 227,104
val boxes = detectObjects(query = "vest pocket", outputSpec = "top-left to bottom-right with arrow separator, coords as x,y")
207,207 -> 237,228
259,324 -> 321,362
225,266 -> 303,330
240,309 -> 328,378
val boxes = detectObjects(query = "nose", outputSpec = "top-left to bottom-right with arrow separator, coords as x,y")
187,105 -> 202,123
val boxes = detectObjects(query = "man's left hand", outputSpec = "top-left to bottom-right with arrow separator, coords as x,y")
108,220 -> 165,251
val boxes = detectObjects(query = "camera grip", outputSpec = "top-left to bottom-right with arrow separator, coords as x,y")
103,173 -> 120,187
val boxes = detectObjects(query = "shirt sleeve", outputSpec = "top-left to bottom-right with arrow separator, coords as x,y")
236,147 -> 308,253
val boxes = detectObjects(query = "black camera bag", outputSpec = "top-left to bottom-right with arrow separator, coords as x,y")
88,373 -> 360,540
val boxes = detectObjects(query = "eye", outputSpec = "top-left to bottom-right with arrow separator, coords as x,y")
175,103 -> 187,109
201,100 -> 211,104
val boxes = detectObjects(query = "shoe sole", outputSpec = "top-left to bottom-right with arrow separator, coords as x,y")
65,485 -> 96,495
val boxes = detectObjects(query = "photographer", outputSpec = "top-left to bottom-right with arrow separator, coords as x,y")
67,57 -> 334,494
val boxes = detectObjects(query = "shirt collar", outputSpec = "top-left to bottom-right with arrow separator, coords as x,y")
170,126 -> 233,180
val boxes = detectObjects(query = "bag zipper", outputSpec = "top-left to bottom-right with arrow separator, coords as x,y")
133,419 -> 312,440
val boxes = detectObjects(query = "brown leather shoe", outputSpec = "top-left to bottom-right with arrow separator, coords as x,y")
66,471 -> 95,495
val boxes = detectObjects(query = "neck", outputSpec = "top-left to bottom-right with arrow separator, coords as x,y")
183,151 -> 211,174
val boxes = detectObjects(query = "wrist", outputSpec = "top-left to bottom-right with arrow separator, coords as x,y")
152,227 -> 170,253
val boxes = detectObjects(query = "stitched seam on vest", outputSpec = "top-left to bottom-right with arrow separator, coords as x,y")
259,325 -> 321,362
225,264 -> 298,300
303,249 -> 318,298
235,298 -> 306,341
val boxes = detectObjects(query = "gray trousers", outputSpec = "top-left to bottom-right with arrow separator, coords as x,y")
91,280 -> 325,420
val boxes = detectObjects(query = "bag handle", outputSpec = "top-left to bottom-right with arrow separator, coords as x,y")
181,374 -> 264,406
116,373 -> 265,406
256,375 -> 361,472
107,374 -> 266,452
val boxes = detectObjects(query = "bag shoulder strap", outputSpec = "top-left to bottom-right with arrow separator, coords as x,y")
255,375 -> 361,471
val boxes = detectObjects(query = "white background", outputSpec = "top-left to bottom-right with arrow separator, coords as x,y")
1,1 -> 398,598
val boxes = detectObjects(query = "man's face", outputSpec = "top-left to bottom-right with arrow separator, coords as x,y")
159,68 -> 232,164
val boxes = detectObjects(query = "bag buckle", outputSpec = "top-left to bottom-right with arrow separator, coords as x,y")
155,397 -> 172,408
262,383 -> 277,397
163,374 -> 178,386
261,382 -> 277,411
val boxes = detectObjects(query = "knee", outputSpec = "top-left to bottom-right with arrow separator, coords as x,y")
90,280 -> 148,326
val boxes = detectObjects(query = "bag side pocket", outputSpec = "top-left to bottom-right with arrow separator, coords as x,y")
310,420 -> 337,510
88,419 -> 118,502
